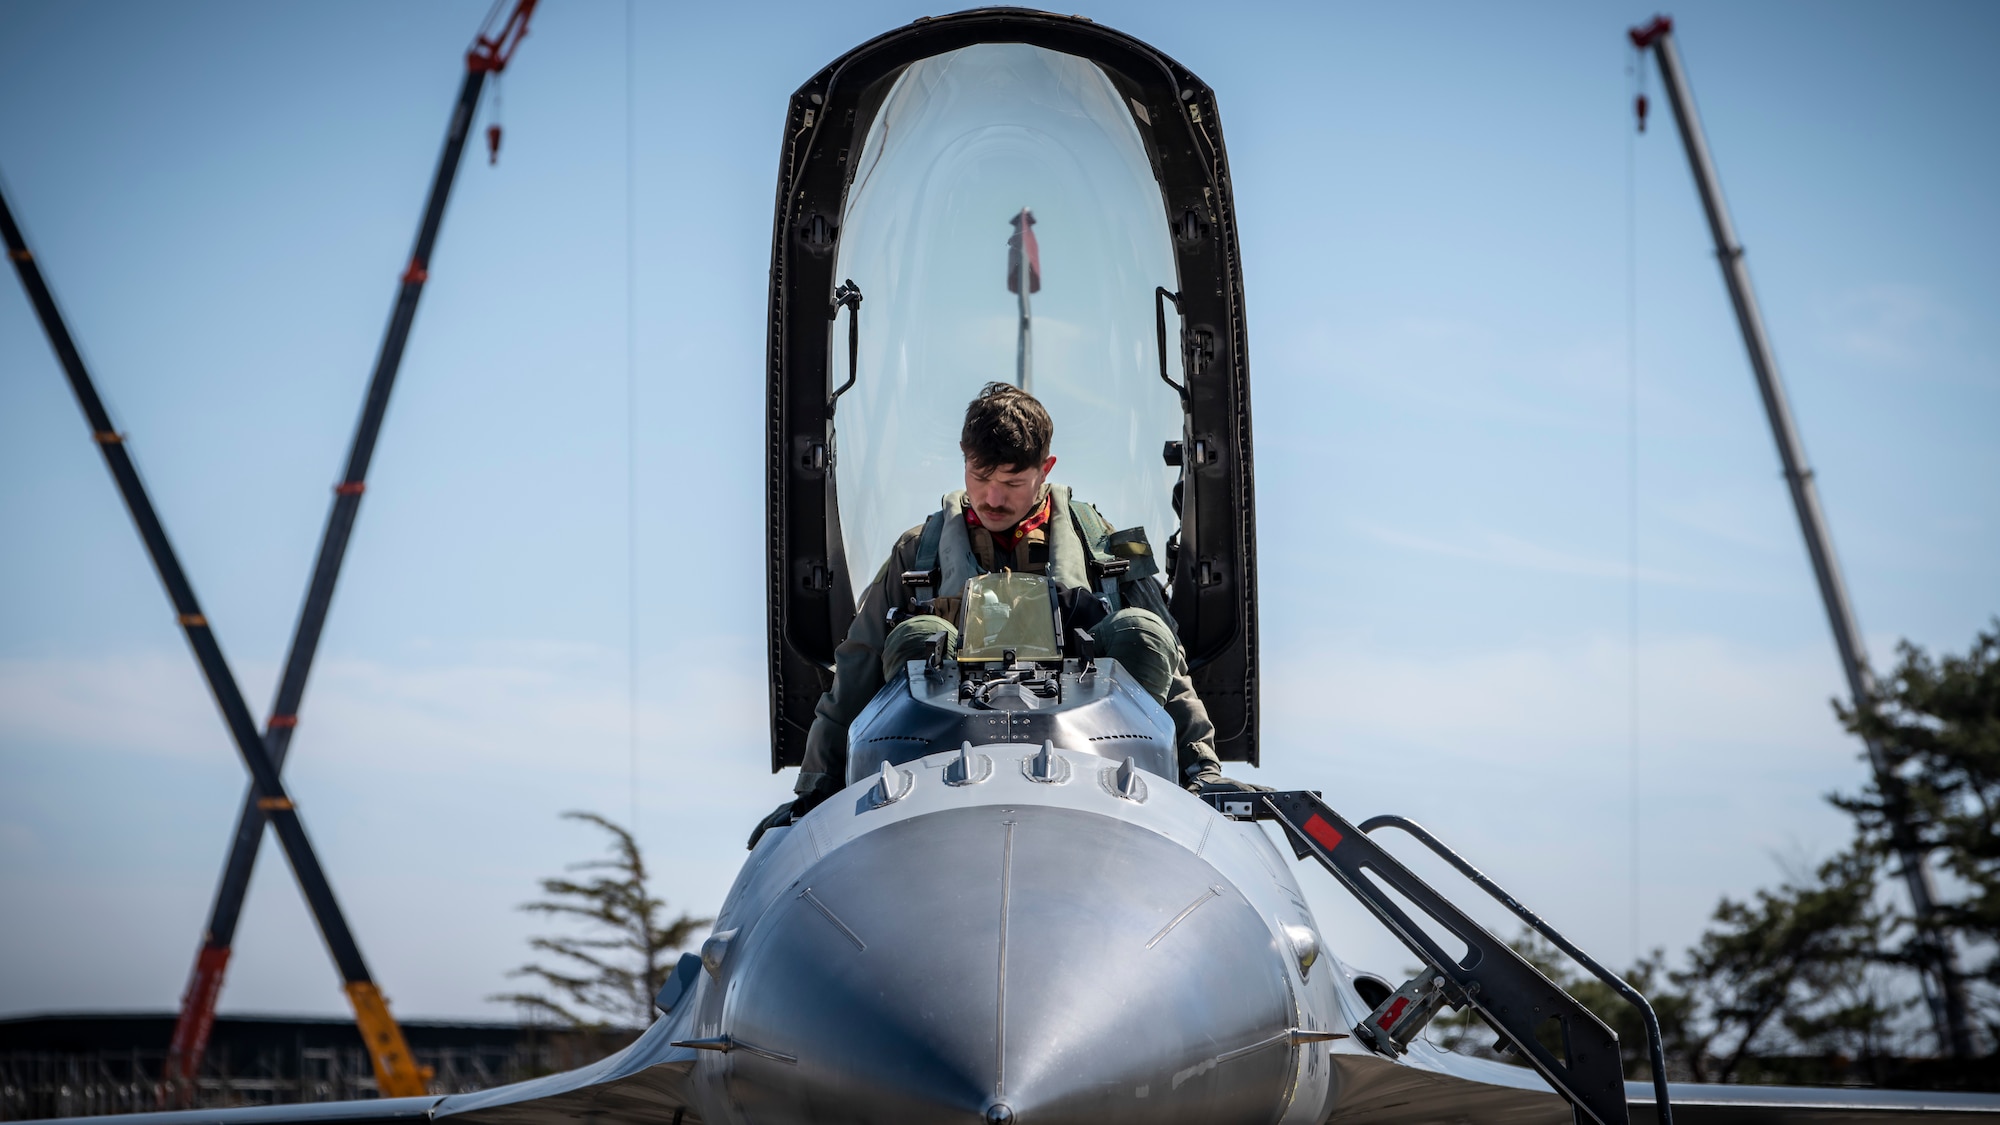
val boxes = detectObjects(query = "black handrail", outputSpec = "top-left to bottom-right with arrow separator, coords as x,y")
1153,286 -> 1187,403
828,279 -> 862,410
1359,814 -> 1674,1125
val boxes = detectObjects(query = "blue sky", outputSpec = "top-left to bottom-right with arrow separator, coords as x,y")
2,0 -> 1994,1021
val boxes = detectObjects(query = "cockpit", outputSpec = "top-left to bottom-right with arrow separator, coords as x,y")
765,13 -> 1261,773
846,567 -> 1182,786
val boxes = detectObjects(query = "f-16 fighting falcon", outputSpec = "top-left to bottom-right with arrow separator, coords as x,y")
29,8 -> 2000,1125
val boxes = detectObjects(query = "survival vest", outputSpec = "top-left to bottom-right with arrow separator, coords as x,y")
902,485 -> 1159,623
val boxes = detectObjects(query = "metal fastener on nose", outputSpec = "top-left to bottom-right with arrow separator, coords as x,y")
985,1103 -> 1014,1124
1105,756 -> 1147,801
873,760 -> 913,806
1023,739 -> 1069,783
946,741 -> 992,786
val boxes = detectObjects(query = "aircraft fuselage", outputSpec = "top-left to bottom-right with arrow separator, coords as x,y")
680,726 -> 1349,1125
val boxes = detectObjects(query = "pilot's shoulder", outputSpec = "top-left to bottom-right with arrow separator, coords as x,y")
868,520 -> 940,586
884,521 -> 929,565
1062,496 -> 1119,541
1062,492 -> 1113,522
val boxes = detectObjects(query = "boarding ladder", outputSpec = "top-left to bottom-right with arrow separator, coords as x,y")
1199,791 -> 1674,1125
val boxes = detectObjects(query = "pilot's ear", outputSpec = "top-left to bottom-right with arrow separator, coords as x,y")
1041,455 -> 1057,477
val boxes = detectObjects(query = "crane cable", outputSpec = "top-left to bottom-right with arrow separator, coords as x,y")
476,0 -> 512,165
488,74 -> 504,165
1626,39 -> 1645,966
626,0 -> 640,841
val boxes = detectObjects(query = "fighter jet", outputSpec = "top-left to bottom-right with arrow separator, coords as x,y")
40,9 -> 2000,1125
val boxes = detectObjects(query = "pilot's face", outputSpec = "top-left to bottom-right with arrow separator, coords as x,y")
964,455 -> 1057,531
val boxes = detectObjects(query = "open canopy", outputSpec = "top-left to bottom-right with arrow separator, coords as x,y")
766,9 -> 1260,768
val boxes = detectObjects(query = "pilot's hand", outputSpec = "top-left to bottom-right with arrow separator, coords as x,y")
1195,776 -> 1274,795
746,801 -> 795,851
747,776 -> 842,850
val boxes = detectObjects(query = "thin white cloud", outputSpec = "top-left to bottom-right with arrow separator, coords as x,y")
1269,312 -> 1630,435
1259,631 -> 1866,975
1653,491 -> 1792,556
0,638 -> 777,1019
0,630 -> 1887,1017
1356,521 -> 1703,586
1816,283 -> 1958,369
1271,633 -> 1852,755
0,638 -> 770,777
0,651 -> 223,760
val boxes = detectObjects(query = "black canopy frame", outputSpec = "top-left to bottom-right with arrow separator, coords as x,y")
766,9 -> 1259,769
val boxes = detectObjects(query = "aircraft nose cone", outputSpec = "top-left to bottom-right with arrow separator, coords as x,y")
711,805 -> 1298,1125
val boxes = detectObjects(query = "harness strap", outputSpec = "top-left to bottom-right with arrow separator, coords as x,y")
906,510 -> 948,612
914,509 -> 946,575
1065,499 -> 1126,607
1067,499 -> 1115,562
903,492 -> 1134,618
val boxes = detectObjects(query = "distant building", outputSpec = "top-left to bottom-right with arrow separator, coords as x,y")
0,1013 -> 634,1121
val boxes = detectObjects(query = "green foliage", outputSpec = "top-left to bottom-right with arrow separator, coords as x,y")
1836,622 -> 2000,1017
1665,847 -> 1913,1081
1426,934 -> 1692,1081
1528,939 -> 1694,1081
1647,622 -> 2000,1076
1426,624 -> 1999,1083
491,811 -> 711,1030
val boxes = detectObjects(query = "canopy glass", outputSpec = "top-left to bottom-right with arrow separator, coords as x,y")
830,43 -> 1183,587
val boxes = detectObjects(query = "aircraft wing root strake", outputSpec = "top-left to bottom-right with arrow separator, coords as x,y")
1203,790 -> 1673,1125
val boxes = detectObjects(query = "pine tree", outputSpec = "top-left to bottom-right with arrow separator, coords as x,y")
1836,623 -> 2000,1042
493,812 -> 711,1030
1426,624 -> 2000,1083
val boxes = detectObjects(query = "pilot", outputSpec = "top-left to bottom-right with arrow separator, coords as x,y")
756,383 -> 1227,844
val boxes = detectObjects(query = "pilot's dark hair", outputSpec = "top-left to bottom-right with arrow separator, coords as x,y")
960,382 -> 1053,472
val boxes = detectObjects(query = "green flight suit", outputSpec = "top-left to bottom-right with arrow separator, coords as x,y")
796,485 -> 1223,797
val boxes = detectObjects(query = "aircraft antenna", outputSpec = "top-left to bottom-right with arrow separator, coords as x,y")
1007,208 -> 1039,391
1629,14 -> 1975,1058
